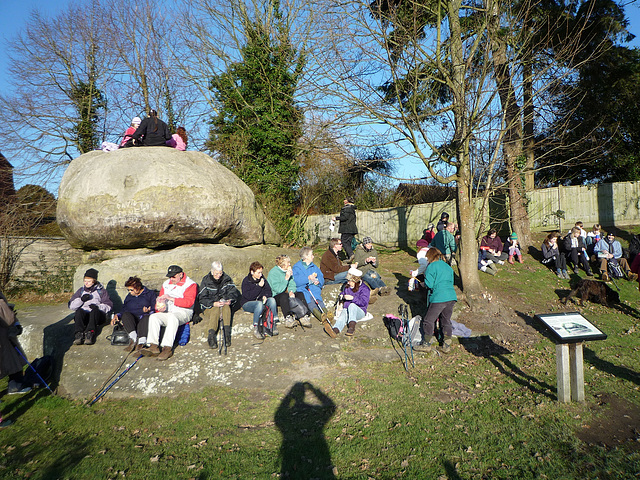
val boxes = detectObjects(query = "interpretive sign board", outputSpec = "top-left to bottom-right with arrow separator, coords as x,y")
534,312 -> 607,343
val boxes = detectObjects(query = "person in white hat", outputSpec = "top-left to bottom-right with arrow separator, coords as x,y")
324,267 -> 371,338
120,116 -> 142,147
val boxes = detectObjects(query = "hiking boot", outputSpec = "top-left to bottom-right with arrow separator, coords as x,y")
573,267 -> 579,275
84,331 -> 96,345
368,294 -> 377,305
324,321 -> 338,338
223,326 -> 232,346
0,419 -> 13,428
562,270 -> 569,279
556,270 -> 564,279
320,312 -> 328,325
253,324 -> 265,340
135,343 -> 145,352
345,321 -> 356,336
7,380 -> 32,395
628,272 -> 638,282
123,340 -> 136,352
300,315 -> 312,328
207,329 -> 218,349
439,337 -> 453,354
379,286 -> 391,296
283,315 -> 296,328
326,311 -> 335,324
141,344 -> 161,357
271,323 -> 279,336
73,332 -> 84,345
414,336 -> 436,353
602,272 -> 610,282
157,346 -> 173,361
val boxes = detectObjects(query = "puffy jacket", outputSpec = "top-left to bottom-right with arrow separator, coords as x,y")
292,260 -> 324,305
69,282 -> 113,314
199,272 -> 240,309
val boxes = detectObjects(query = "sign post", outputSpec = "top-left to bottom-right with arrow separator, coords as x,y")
535,312 -> 606,403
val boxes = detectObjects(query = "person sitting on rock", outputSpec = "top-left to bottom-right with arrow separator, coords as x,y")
120,116 -> 141,147
241,261 -> 279,340
320,238 -> 350,285
111,276 -> 157,352
166,126 -> 188,151
352,236 -> 390,297
593,231 -> 638,282
292,247 -> 327,324
142,265 -> 197,361
199,261 -> 241,349
130,109 -> 171,147
69,268 -> 113,346
324,267 -> 371,338
480,228 -> 508,264
268,255 -> 312,329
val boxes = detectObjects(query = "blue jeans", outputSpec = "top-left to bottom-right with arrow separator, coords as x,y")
242,298 -> 277,326
334,303 -> 366,332
362,269 -> 386,289
325,270 -> 348,285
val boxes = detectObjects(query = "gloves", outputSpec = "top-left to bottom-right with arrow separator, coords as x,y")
89,304 -> 99,311
81,294 -> 92,302
191,314 -> 202,325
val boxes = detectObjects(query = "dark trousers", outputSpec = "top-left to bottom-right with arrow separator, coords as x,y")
74,308 -> 106,334
567,248 -> 591,273
421,300 -> 456,339
274,292 -> 310,319
542,253 -> 567,271
120,312 -> 150,338
341,233 -> 355,258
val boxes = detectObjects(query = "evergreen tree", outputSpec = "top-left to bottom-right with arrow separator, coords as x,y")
208,0 -> 305,237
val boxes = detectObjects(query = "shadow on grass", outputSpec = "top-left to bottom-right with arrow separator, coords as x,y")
443,460 -> 462,480
459,335 -> 556,400
275,382 -> 336,480
584,347 -> 640,387
1,387 -> 50,424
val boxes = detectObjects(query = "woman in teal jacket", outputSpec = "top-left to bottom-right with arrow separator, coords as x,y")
415,247 -> 457,354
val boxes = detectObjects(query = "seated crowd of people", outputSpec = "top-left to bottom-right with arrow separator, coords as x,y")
101,109 -> 188,152
539,222 -> 639,282
68,235 -> 392,360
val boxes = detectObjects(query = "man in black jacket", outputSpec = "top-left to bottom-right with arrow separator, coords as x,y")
333,197 -> 358,259
199,261 -> 241,349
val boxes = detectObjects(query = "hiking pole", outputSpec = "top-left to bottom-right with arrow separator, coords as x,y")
89,353 -> 143,406
305,285 -> 327,315
218,309 -> 227,356
13,346 -> 54,394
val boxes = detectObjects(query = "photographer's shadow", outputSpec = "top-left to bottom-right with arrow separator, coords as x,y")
275,382 -> 336,479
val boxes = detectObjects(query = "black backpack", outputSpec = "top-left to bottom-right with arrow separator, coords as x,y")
383,314 -> 404,341
22,355 -> 54,389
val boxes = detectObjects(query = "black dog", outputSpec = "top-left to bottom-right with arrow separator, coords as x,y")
562,279 -> 620,307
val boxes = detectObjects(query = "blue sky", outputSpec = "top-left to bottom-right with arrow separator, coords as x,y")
1,0 -> 640,189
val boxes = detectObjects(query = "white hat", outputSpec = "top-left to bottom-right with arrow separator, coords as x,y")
348,266 -> 362,277
132,116 -> 142,125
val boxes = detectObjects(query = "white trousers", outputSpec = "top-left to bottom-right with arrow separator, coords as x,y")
147,308 -> 192,348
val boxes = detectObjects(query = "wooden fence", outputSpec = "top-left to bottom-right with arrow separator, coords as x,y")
302,181 -> 640,247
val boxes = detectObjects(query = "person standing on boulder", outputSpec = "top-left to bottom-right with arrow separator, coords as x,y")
69,268 -> 113,346
142,265 -> 197,361
332,197 -> 358,260
130,109 -> 171,147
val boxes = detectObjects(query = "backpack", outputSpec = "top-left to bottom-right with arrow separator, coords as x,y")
608,258 -> 624,279
383,314 -> 405,341
259,304 -> 274,336
22,355 -> 54,389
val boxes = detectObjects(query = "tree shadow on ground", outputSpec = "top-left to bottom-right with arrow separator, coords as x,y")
275,381 -> 336,480
459,335 -> 556,400
584,347 -> 640,387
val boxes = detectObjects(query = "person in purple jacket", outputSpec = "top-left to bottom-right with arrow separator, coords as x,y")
324,267 -> 370,338
111,276 -> 157,352
69,268 -> 113,346
241,261 -> 279,340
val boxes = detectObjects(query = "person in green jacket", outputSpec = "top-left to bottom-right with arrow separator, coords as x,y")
430,221 -> 458,264
414,247 -> 457,354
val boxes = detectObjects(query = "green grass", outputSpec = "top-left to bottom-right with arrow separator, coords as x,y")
2,242 -> 640,479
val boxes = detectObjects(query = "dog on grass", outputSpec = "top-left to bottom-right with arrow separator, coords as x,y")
562,279 -> 620,307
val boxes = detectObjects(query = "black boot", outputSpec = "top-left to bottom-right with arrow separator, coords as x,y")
223,325 -> 232,347
207,329 -> 218,349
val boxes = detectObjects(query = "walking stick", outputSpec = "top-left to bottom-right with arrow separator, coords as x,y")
89,354 -> 143,405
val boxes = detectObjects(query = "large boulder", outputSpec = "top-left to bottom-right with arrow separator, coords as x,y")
57,148 -> 280,249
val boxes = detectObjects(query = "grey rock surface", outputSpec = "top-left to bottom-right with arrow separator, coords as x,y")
72,244 -> 295,303
57,148 -> 280,249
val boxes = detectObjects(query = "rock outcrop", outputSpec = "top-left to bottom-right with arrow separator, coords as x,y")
57,148 -> 280,249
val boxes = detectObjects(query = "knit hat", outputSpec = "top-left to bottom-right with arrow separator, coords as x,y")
441,212 -> 449,220
131,116 -> 141,126
362,236 -> 373,245
84,268 -> 98,280
427,223 -> 434,229
510,232 -> 518,240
